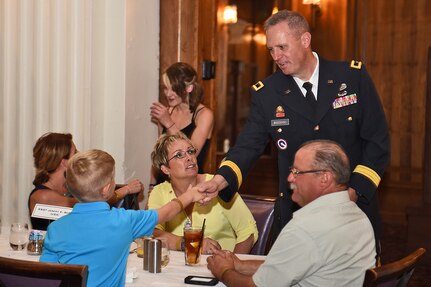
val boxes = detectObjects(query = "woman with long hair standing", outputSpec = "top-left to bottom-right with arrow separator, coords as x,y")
150,62 -> 214,186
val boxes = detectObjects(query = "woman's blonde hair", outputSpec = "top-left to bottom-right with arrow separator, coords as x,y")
151,132 -> 194,171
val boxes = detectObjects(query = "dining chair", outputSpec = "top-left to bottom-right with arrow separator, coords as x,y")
242,194 -> 275,255
115,184 -> 140,210
362,247 -> 426,287
0,256 -> 88,287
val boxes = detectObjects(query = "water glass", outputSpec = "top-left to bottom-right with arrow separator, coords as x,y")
9,223 -> 29,251
159,238 -> 170,267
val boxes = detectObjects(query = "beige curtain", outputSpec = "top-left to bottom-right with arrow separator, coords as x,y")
0,0 -> 159,227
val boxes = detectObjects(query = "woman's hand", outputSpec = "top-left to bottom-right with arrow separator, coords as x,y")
202,237 -> 221,254
126,179 -> 144,194
186,184 -> 206,203
150,102 -> 173,128
196,175 -> 228,204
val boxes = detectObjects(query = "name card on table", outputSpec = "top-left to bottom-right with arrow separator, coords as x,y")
31,204 -> 72,220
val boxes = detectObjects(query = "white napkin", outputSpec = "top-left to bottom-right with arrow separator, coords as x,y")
125,266 -> 138,283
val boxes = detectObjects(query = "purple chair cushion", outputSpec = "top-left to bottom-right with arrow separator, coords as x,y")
243,196 -> 275,255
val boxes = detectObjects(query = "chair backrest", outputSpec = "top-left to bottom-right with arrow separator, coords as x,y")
0,256 -> 88,287
242,194 -> 275,255
362,247 -> 426,287
115,184 -> 140,210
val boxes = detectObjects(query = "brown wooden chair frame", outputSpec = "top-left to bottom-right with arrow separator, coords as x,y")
363,247 -> 426,287
0,256 -> 88,287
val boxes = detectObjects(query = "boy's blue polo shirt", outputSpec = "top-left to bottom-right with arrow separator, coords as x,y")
40,201 -> 158,287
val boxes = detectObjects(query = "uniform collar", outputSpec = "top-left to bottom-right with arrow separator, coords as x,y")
293,52 -> 320,97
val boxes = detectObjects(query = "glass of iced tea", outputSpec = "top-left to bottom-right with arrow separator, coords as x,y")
9,223 -> 29,251
184,227 -> 203,265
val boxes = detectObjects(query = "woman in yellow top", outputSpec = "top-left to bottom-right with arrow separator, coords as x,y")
148,132 -> 258,254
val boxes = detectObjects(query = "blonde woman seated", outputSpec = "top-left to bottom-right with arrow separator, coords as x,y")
148,132 -> 258,254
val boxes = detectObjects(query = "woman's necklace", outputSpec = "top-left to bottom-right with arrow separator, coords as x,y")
184,216 -> 192,229
183,204 -> 194,229
173,180 -> 196,229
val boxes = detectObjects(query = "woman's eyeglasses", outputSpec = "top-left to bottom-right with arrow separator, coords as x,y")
168,147 -> 197,162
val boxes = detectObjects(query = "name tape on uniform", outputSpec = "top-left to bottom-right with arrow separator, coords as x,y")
271,119 -> 289,127
31,203 -> 72,220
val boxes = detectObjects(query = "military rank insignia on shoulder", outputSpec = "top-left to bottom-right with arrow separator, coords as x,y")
252,81 -> 264,91
350,60 -> 362,69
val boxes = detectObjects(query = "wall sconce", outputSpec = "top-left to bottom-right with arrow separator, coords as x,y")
221,5 -> 238,25
303,0 -> 321,29
253,33 -> 266,46
243,26 -> 266,46
272,0 -> 279,15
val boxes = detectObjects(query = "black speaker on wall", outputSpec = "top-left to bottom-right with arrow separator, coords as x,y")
202,60 -> 216,80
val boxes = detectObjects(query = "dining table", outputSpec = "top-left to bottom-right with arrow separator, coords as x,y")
0,226 -> 265,286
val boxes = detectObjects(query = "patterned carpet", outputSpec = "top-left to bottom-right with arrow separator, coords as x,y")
380,222 -> 430,286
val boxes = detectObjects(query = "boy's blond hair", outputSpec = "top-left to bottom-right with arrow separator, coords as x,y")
66,149 -> 115,202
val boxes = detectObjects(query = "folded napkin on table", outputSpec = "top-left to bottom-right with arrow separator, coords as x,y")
125,266 -> 138,283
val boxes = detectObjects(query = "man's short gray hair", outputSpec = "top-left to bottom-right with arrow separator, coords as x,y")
263,10 -> 310,38
301,140 -> 351,185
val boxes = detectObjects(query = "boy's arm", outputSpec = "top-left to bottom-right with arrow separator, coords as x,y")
39,238 -> 59,263
39,229 -> 60,263
156,185 -> 203,224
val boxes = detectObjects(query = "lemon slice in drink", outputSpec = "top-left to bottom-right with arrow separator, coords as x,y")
190,241 -> 200,248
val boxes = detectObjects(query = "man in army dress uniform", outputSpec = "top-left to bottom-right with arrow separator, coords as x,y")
198,10 -> 389,254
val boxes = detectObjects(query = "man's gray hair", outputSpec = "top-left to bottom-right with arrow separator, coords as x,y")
301,140 -> 350,185
263,10 -> 310,38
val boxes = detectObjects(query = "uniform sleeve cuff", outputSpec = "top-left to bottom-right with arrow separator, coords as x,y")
350,172 -> 378,204
216,166 -> 239,202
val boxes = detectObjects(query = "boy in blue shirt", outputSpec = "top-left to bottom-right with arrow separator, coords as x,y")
40,149 -> 204,286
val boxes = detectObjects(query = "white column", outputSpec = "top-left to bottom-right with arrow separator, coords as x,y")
125,0 -> 160,207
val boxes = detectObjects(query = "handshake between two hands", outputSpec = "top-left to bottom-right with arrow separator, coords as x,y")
186,181 -> 219,204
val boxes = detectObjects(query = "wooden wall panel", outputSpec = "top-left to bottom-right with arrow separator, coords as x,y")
160,0 -> 218,172
215,0 -> 229,151
291,0 -> 349,60
357,0 -> 431,222
197,0 -> 218,171
160,0 -> 180,72
180,0 -> 199,67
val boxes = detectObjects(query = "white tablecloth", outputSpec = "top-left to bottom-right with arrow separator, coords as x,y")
127,251 -> 225,286
0,226 -> 265,286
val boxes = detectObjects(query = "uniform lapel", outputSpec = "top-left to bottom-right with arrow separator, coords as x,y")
315,59 -> 339,123
273,70 -> 315,123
